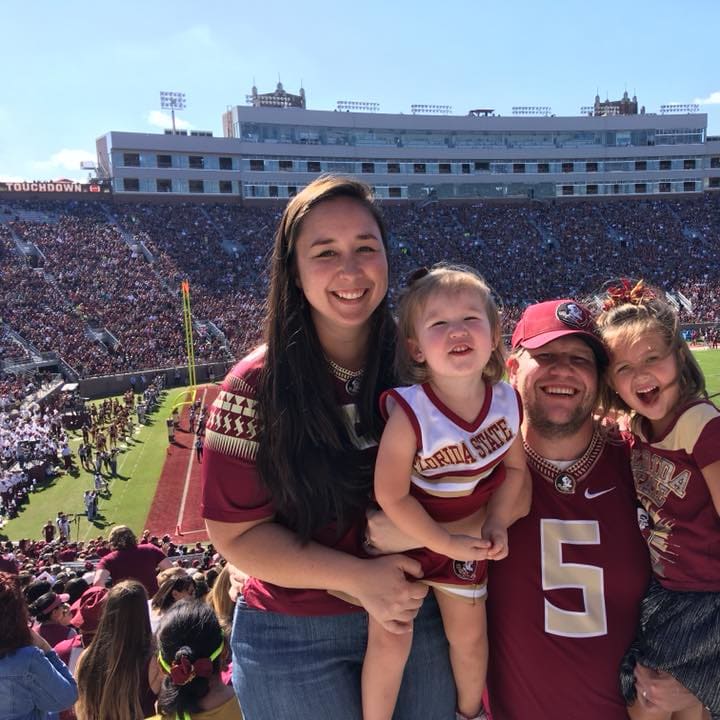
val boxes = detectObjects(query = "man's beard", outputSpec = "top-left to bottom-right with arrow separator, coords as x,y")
525,398 -> 593,439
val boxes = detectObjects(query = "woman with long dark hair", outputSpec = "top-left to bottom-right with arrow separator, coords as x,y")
75,580 -> 160,720
0,571 -> 77,720
149,600 -> 240,720
203,175 -> 455,718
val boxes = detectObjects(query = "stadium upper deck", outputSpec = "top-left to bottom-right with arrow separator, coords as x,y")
97,101 -> 720,201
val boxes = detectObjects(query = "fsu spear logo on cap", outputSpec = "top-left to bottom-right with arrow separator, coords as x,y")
555,301 -> 592,330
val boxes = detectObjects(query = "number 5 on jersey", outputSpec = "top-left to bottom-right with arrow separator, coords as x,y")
540,519 -> 607,638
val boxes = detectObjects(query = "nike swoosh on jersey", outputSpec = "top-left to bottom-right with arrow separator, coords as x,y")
584,486 -> 616,499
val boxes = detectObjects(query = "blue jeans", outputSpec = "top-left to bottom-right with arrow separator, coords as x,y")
231,593 -> 455,720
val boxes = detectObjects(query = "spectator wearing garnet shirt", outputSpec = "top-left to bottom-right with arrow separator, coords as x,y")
41,519 -> 55,544
92,525 -> 173,595
0,551 -> 18,574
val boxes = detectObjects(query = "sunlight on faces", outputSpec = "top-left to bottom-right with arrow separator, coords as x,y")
293,196 -> 388,350
509,336 -> 599,438
408,287 -> 496,381
606,329 -> 680,435
52,603 -> 72,626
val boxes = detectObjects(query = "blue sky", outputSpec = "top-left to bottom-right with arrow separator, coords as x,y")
2,0 -> 719,182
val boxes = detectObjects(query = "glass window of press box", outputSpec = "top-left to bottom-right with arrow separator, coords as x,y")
238,122 -> 704,149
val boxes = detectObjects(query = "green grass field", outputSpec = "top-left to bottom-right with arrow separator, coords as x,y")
3,350 -> 720,544
1,385 -> 196,543
697,347 -> 720,399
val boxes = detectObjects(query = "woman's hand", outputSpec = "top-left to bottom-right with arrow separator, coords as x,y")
30,628 -> 52,654
226,563 -> 249,602
346,554 -> 428,635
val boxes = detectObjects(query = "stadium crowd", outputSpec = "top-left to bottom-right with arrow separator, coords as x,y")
2,193 -> 719,381
8,216 -> 229,372
0,525 -> 234,719
1,188 -> 718,718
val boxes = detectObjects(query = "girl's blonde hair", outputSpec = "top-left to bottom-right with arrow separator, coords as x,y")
395,264 -> 505,385
596,280 -> 706,415
206,565 -> 235,635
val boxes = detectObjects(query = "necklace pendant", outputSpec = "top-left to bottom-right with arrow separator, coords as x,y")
345,376 -> 362,396
554,472 -> 576,494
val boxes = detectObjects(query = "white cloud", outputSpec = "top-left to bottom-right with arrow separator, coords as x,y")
693,91 -> 720,105
147,110 -> 193,131
32,148 -> 96,172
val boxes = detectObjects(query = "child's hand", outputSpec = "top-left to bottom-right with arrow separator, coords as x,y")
441,534 -> 491,562
482,521 -> 509,560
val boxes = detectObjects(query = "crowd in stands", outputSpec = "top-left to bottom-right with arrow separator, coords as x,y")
1,193 -> 719,382
1,369 -> 43,411
0,224 -> 119,377
2,191 -> 719,717
0,531 -> 218,579
8,216 -> 228,373
0,329 -> 31,366
0,525 -> 234,719
113,202 -> 279,353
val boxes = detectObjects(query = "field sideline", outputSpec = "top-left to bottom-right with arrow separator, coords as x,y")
1,384 -> 201,542
3,350 -> 720,543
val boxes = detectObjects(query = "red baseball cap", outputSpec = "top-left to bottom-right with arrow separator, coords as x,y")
511,299 -> 608,365
70,586 -> 108,633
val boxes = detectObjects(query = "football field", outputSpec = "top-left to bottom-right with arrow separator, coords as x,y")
3,349 -> 720,543
698,347 -> 720,399
1,384 -> 199,542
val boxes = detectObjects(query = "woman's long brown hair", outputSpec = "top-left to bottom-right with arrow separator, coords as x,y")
75,580 -> 152,720
256,175 -> 397,541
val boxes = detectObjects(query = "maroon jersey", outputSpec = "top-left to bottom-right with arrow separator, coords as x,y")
630,400 -> 720,591
486,430 -> 650,720
0,555 -> 18,574
96,543 -> 167,595
35,621 -> 76,647
201,346 -> 376,615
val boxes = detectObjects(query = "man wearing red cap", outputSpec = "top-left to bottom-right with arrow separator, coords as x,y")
485,299 -> 702,720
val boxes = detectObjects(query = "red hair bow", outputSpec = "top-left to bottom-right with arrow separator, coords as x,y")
169,656 -> 213,686
603,278 -> 655,311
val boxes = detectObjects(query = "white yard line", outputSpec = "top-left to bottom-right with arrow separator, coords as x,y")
176,387 -> 207,532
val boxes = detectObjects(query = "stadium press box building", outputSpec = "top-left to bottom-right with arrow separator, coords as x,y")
96,104 -> 720,201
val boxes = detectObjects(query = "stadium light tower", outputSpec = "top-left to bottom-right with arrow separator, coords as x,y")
160,91 -> 187,133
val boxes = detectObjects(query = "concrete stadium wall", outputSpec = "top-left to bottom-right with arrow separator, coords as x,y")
78,362 -> 233,399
